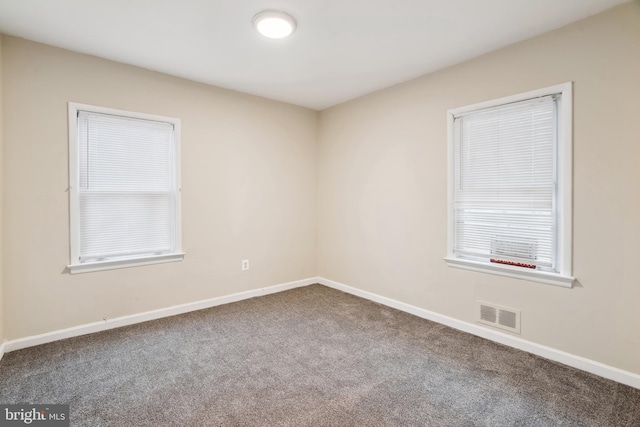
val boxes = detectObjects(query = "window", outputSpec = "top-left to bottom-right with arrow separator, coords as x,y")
68,103 -> 183,274
445,83 -> 573,287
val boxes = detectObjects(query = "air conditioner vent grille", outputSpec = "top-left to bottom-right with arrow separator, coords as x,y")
477,301 -> 521,334
491,237 -> 537,261
480,305 -> 497,323
498,310 -> 517,329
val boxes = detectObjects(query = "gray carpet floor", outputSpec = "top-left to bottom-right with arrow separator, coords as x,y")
1,284 -> 639,426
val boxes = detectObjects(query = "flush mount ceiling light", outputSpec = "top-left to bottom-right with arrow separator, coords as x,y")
253,10 -> 297,39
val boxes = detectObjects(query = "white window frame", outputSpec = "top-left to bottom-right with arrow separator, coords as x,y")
68,102 -> 184,274
444,83 -> 574,288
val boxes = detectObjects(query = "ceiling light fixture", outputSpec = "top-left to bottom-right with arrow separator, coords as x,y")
253,10 -> 297,39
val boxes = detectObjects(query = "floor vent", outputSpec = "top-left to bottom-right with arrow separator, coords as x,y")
477,301 -> 521,334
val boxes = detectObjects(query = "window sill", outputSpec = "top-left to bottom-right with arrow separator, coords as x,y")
68,253 -> 185,274
444,257 -> 574,288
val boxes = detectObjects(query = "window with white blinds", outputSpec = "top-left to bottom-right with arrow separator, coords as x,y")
445,83 -> 573,287
68,103 -> 183,273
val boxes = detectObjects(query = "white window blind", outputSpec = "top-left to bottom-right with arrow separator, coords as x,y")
452,95 -> 558,272
69,105 -> 182,273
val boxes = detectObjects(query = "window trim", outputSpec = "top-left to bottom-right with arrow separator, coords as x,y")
67,102 -> 184,274
444,83 -> 574,288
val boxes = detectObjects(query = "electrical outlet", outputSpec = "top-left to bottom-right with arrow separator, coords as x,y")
103,315 -> 108,322
242,259 -> 250,271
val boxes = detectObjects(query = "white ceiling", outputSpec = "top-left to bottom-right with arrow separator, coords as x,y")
0,0 -> 629,110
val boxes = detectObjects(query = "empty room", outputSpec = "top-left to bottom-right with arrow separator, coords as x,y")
0,0 -> 639,425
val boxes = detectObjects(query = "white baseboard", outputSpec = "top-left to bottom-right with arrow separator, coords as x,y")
4,277 -> 318,353
4,275 -> 639,390
317,277 -> 640,390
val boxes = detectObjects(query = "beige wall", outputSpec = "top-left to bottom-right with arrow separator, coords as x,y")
318,2 -> 640,374
1,37 -> 317,339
